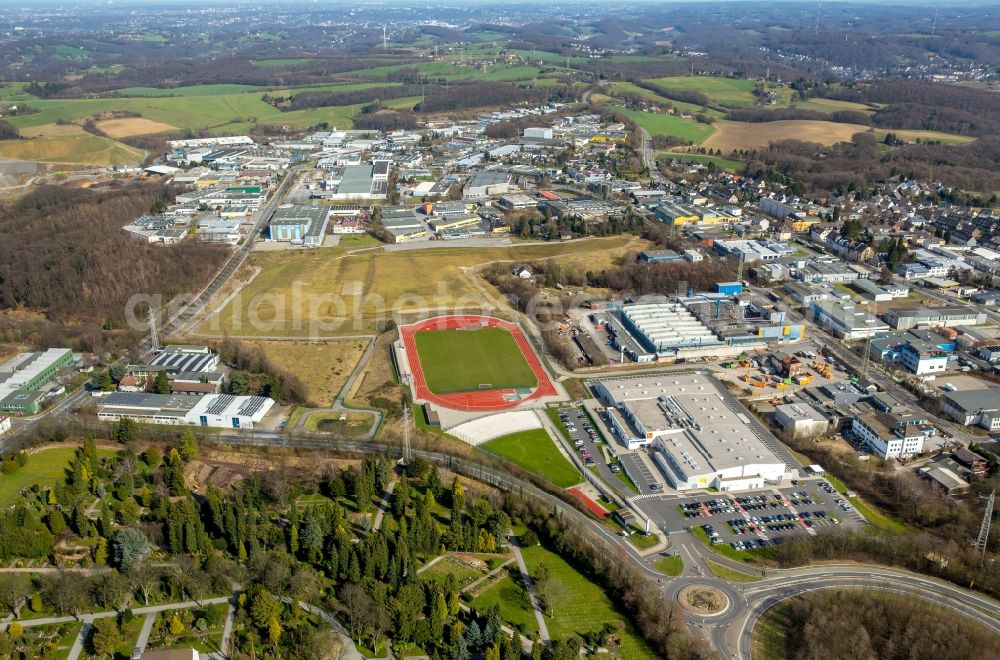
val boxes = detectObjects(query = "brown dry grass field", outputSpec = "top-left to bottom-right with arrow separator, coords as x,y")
246,339 -> 368,407
196,235 -> 648,338
95,117 -> 178,137
17,123 -> 88,139
703,120 -> 871,151
0,132 -> 144,165
345,332 -> 397,408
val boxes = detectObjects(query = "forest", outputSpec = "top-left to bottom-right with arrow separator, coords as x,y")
0,183 -> 227,349
742,133 -> 1000,198
0,423 -> 711,660
725,107 -> 871,126
824,80 -> 1000,138
762,589 -> 998,660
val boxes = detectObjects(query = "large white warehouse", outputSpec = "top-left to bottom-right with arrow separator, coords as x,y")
97,392 -> 274,429
592,373 -> 789,491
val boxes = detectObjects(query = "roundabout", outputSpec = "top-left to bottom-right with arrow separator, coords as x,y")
678,583 -> 730,617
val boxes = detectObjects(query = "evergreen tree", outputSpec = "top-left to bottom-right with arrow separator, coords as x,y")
153,370 -> 171,394
179,430 -> 199,461
113,418 -> 138,444
94,537 -> 108,565
465,620 -> 482,649
450,478 -> 465,515
98,370 -> 115,391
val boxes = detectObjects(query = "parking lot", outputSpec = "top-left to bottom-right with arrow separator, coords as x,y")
554,406 -> 635,500
635,479 -> 866,549
618,451 -> 662,493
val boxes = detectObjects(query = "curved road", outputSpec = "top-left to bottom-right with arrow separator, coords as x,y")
9,163 -> 997,655
203,429 -> 1000,658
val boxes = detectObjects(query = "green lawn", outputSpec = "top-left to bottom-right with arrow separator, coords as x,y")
653,555 -> 683,576
0,446 -> 117,506
617,108 -> 716,145
706,559 -> 762,583
520,544 -> 657,659
54,44 -> 93,60
658,151 -> 745,171
482,429 -> 581,489
414,327 -> 537,394
471,575 -> 539,634
419,556 -> 484,588
644,76 -> 758,108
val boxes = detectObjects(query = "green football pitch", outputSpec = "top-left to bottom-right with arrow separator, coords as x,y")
413,327 -> 538,394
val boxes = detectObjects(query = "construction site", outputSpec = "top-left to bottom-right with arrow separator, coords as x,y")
710,343 -> 857,404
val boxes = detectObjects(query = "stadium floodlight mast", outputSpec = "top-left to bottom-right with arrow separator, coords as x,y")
976,490 -> 995,564
400,373 -> 413,465
402,403 -> 412,465
148,306 -> 159,353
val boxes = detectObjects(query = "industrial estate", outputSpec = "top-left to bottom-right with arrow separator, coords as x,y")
0,2 -> 999,660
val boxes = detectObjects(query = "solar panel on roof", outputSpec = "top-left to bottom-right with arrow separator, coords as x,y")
104,392 -> 144,406
239,396 -> 267,418
206,394 -> 235,416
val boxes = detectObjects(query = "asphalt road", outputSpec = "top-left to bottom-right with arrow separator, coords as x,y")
203,429 -> 1000,658
164,164 -> 303,340
6,166 -> 996,656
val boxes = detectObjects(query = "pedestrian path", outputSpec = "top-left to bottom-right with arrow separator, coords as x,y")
508,531 -> 550,642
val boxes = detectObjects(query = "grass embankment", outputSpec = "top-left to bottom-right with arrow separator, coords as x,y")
706,559 -> 763,583
520,544 -> 657,659
245,339 -> 368,407
482,429 -> 582,489
690,527 -> 776,563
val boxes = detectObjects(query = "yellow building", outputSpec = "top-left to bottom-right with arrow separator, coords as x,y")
789,217 -> 820,232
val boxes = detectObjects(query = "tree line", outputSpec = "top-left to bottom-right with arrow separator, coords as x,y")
742,133 -> 1000,196
0,120 -> 21,140
269,84 -> 425,112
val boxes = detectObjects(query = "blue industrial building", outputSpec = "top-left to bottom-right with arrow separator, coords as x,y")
639,250 -> 683,263
716,281 -> 743,296
267,204 -> 330,245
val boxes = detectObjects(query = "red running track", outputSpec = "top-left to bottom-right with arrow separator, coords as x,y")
400,315 -> 558,412
567,488 -> 608,518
